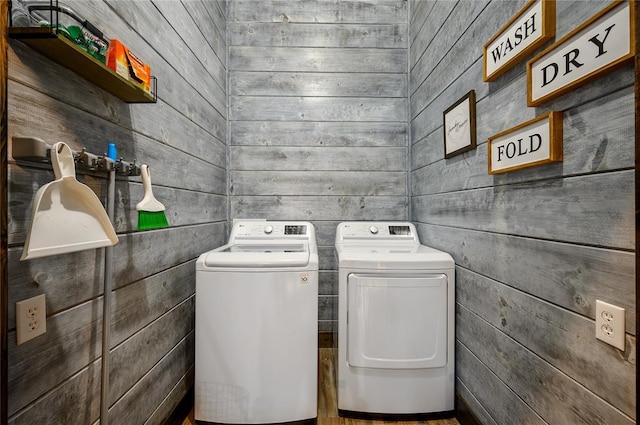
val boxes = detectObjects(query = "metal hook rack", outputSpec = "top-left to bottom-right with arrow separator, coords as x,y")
11,135 -> 142,425
11,136 -> 141,176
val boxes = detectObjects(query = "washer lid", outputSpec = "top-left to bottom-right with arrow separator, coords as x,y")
203,243 -> 310,267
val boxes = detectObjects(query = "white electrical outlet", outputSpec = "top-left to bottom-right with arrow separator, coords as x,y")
16,294 -> 46,345
595,300 -> 625,350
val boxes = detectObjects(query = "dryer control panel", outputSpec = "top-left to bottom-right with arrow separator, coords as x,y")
336,222 -> 418,243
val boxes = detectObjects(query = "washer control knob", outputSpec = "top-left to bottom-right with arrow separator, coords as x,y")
264,225 -> 274,234
369,225 -> 379,234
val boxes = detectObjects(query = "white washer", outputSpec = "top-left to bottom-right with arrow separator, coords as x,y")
335,221 -> 455,418
195,220 -> 318,424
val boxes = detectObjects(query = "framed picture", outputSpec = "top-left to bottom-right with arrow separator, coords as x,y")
443,90 -> 477,159
527,0 -> 635,106
483,0 -> 555,82
488,111 -> 563,174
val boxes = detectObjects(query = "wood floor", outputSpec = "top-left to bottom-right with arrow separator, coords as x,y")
181,348 -> 460,425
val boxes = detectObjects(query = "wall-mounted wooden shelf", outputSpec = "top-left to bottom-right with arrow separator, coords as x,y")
9,27 -> 157,103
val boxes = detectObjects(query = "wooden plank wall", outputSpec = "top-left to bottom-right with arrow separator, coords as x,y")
227,0 -> 409,332
6,1 -> 227,423
1,2 -> 7,425
409,0 -> 635,424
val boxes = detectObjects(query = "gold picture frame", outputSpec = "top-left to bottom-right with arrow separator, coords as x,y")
527,0 -> 635,106
488,111 -> 563,174
483,0 -> 555,82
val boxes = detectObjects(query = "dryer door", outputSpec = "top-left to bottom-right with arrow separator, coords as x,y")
347,273 -> 447,369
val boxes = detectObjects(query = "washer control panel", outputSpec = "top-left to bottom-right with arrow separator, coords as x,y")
230,220 -> 311,241
285,225 -> 307,235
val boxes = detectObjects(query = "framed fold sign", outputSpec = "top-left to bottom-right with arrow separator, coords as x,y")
488,111 -> 563,174
443,90 -> 476,159
484,0 -> 555,82
527,0 -> 635,106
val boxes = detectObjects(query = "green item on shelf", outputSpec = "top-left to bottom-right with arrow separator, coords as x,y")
36,21 -> 107,64
65,25 -> 86,45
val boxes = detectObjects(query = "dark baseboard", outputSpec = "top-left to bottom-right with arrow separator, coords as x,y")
163,387 -> 194,425
196,419 -> 316,425
318,331 -> 334,348
338,408 -> 455,421
455,393 -> 482,425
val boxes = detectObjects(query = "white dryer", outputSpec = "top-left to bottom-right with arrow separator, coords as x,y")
195,220 -> 318,424
335,221 -> 455,419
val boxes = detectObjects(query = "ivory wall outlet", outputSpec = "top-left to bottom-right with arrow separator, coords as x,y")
595,300 -> 625,350
16,294 -> 46,345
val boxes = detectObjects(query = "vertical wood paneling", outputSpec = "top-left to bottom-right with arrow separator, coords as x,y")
635,2 -> 640,422
410,0 -> 636,423
0,1 -> 8,423
6,0 -> 227,424
229,0 -> 409,332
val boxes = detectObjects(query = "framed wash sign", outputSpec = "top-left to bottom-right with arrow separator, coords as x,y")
443,90 -> 476,159
527,0 -> 635,106
488,111 -> 562,174
483,0 -> 555,82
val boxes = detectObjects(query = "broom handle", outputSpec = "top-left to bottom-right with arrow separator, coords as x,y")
101,166 -> 116,425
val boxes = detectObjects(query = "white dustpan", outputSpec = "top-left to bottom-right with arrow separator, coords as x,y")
21,142 -> 118,261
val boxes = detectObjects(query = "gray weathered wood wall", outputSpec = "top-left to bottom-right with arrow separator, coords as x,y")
6,0 -> 227,423
6,1 -> 635,423
409,0 -> 635,423
228,0 -> 409,332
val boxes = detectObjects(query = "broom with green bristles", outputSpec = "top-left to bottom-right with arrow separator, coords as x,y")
137,164 -> 169,230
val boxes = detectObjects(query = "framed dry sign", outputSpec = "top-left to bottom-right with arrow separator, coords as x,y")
443,90 -> 476,159
488,111 -> 562,174
527,0 -> 635,106
483,0 -> 555,82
